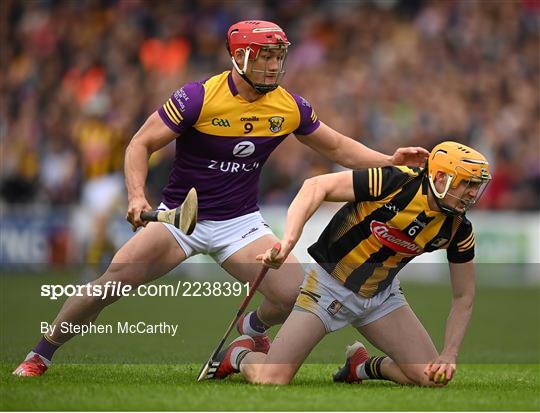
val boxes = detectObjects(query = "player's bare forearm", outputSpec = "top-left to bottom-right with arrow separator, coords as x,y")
441,296 -> 474,359
305,128 -> 392,168
257,179 -> 326,268
281,178 -> 327,253
297,122 -> 391,169
283,172 -> 356,254
125,112 -> 173,198
297,122 -> 428,168
425,261 -> 475,385
124,138 -> 153,228
124,139 -> 150,200
259,173 -> 355,268
442,261 -> 476,359
334,137 -> 392,169
333,137 -> 429,169
124,111 -> 178,227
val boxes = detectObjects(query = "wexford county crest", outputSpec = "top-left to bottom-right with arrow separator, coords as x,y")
268,116 -> 284,133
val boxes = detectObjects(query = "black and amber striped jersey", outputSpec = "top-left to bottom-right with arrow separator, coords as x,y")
72,118 -> 126,180
308,166 -> 475,298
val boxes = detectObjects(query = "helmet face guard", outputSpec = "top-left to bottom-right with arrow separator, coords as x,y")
427,142 -> 492,215
227,21 -> 290,94
430,167 -> 491,215
231,44 -> 288,94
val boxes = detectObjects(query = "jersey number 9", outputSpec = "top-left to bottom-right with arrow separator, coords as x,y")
244,123 -> 253,134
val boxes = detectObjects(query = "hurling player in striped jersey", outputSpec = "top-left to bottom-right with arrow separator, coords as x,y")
210,142 -> 491,387
14,20 -> 428,377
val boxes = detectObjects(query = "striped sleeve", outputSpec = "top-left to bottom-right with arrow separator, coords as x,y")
352,166 -> 416,202
291,93 -> 320,136
157,81 -> 205,135
447,217 -> 475,263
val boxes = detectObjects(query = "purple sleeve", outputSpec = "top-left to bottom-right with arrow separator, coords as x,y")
157,81 -> 205,135
291,93 -> 321,136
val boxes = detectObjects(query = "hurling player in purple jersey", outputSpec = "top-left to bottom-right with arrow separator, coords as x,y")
14,20 -> 428,377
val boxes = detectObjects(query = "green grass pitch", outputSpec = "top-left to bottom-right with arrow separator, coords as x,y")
1,364 -> 538,411
1,272 -> 539,410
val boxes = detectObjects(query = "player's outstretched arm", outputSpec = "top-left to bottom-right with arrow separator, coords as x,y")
257,171 -> 355,268
424,260 -> 476,385
124,111 -> 178,229
296,121 -> 429,168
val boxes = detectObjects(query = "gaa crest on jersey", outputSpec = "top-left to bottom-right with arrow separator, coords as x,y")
212,118 -> 231,127
268,116 -> 284,133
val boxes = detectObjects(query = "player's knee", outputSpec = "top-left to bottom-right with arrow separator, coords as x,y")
255,365 -> 295,385
263,268 -> 303,311
102,262 -> 144,287
275,286 -> 300,313
261,291 -> 297,321
402,364 -> 440,387
88,267 -> 138,305
72,283 -> 114,308
259,375 -> 292,385
281,291 -> 298,314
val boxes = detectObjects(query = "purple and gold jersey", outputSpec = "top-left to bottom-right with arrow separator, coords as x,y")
158,71 -> 320,221
308,166 -> 475,298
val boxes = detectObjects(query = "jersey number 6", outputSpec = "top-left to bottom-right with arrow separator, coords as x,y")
408,225 -> 420,237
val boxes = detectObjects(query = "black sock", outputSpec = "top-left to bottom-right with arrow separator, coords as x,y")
362,356 -> 388,380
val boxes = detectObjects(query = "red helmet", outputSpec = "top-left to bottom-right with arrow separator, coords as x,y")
226,20 -> 290,94
227,20 -> 290,58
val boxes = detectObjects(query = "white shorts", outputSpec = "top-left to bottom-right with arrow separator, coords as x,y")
295,262 -> 408,333
73,174 -> 124,246
158,203 -> 274,264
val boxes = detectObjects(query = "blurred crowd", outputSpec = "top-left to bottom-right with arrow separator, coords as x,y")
2,0 -> 539,210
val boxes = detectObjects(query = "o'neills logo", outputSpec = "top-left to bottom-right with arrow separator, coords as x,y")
370,221 -> 423,255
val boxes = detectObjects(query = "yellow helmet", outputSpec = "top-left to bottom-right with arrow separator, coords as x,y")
427,141 -> 491,214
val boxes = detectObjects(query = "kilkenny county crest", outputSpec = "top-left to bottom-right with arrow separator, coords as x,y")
268,116 -> 284,133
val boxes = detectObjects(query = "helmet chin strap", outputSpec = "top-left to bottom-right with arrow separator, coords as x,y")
428,173 -> 453,199
434,195 -> 463,216
427,173 -> 463,216
231,48 -> 279,95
